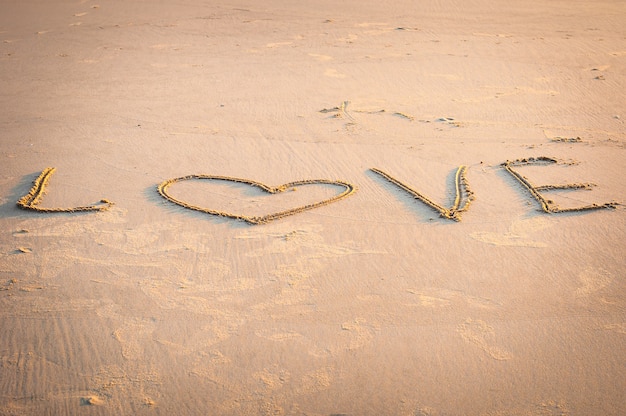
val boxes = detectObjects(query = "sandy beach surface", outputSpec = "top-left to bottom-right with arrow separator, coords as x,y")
1,0 -> 625,414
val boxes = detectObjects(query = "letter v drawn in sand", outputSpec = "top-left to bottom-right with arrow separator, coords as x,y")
17,167 -> 113,213
371,166 -> 474,221
157,175 -> 356,224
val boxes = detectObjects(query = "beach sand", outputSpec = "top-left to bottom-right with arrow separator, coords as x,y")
1,0 -> 625,414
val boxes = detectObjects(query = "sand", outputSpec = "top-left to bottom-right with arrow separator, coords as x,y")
1,0 -> 625,414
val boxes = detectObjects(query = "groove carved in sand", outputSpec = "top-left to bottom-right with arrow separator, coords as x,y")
371,166 -> 474,221
17,168 -> 113,213
502,157 -> 617,213
157,174 -> 356,224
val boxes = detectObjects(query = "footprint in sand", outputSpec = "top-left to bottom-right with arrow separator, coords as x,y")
407,287 -> 500,310
325,68 -> 346,78
603,323 -> 626,335
575,267 -> 612,298
238,224 -> 383,259
415,406 -> 447,416
338,33 -> 358,43
139,277 -> 229,314
308,53 -> 333,61
254,318 -> 377,358
154,320 -> 233,359
254,329 -> 303,342
469,231 -> 547,247
111,317 -> 156,361
150,43 -> 189,50
470,217 -> 551,248
411,292 -> 450,308
339,318 -> 378,351
253,368 -> 290,392
250,263 -> 318,312
535,400 -> 570,415
452,400 -> 570,416
354,22 -> 396,36
309,319 -> 378,357
271,260 -> 315,289
265,41 -> 293,48
293,366 -> 334,396
96,304 -> 156,361
69,11 -> 87,27
457,318 -> 513,361
90,364 -> 160,406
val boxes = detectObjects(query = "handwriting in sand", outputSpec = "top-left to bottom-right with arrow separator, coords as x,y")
16,157 -> 618,223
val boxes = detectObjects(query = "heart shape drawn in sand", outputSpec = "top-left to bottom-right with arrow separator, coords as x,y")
157,174 -> 356,224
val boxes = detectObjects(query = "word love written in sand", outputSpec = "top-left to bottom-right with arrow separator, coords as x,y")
17,158 -> 617,224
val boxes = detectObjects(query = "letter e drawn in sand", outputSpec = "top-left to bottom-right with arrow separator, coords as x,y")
371,166 -> 474,221
501,157 -> 618,213
17,167 -> 113,213
157,174 -> 356,224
